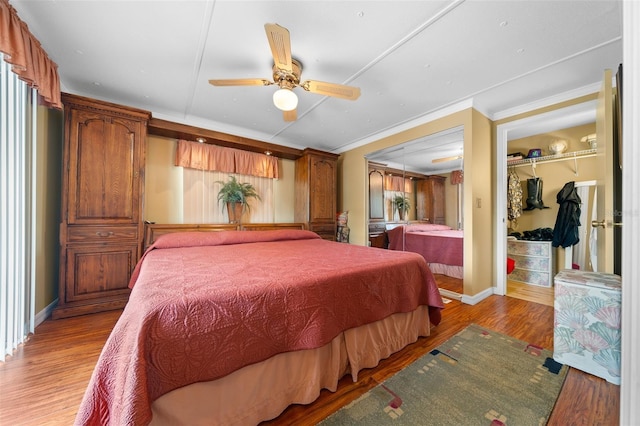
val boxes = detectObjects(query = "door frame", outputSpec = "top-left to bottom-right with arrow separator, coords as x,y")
495,100 -> 596,296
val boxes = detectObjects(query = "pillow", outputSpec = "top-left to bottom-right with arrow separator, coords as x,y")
152,229 -> 320,250
406,224 -> 452,232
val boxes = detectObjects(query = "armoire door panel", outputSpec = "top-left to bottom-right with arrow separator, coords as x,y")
417,176 -> 446,224
309,159 -> 336,222
294,149 -> 339,241
65,245 -> 136,303
68,111 -> 142,224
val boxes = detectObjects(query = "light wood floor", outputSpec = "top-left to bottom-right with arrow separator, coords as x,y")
507,279 -> 555,307
436,274 -> 554,307
0,282 -> 619,425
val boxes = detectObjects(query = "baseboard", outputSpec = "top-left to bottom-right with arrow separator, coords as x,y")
35,298 -> 58,327
439,289 -> 462,301
460,287 -> 493,305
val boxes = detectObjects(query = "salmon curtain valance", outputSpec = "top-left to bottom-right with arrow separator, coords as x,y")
384,175 -> 412,193
0,0 -> 62,109
176,140 -> 279,179
450,169 -> 464,185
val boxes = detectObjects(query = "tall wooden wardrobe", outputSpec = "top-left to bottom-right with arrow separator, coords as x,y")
295,148 -> 338,241
416,175 -> 446,225
53,94 -> 150,319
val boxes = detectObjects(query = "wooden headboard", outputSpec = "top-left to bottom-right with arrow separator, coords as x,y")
143,222 -> 306,251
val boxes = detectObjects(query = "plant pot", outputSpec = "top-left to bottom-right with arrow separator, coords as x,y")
398,209 -> 405,221
226,202 -> 244,224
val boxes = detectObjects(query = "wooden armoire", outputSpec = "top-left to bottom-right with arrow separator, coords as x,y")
295,148 -> 338,241
53,94 -> 150,319
416,175 -> 446,225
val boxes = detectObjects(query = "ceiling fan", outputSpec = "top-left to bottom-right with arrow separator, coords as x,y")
208,23 -> 361,122
432,155 -> 463,164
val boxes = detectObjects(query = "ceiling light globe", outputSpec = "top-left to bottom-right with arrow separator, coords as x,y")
273,88 -> 298,111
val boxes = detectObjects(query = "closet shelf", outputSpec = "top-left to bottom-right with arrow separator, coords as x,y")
507,149 -> 597,167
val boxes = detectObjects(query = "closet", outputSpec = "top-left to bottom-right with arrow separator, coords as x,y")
504,123 -> 598,299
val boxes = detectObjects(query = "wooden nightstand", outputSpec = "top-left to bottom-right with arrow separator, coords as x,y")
368,222 -> 388,248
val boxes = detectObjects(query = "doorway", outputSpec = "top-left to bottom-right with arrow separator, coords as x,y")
496,100 -> 597,297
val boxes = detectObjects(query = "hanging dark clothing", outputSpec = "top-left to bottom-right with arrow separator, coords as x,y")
552,181 -> 582,248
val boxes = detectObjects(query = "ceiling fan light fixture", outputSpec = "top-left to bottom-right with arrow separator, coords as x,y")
273,88 -> 298,111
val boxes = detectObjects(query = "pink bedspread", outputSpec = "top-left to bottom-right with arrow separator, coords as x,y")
388,225 -> 463,267
75,230 -> 443,425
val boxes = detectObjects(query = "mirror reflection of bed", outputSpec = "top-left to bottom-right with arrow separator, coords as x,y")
365,127 -> 465,298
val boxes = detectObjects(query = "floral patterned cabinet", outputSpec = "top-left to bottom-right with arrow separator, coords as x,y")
553,270 -> 621,385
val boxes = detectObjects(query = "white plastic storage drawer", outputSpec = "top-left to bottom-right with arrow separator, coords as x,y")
507,239 -> 555,287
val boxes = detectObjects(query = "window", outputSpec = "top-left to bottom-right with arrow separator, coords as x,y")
0,53 -> 37,362
182,169 -> 274,223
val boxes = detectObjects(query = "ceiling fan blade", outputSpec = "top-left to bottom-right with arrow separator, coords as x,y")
265,23 -> 292,73
432,155 -> 463,164
283,109 -> 297,121
301,80 -> 360,100
208,79 -> 273,87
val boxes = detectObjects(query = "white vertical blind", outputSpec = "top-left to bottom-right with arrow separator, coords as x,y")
1,54 -> 36,362
182,169 -> 274,224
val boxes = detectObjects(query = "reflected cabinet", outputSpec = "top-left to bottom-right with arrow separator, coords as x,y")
416,176 -> 446,224
369,169 -> 385,220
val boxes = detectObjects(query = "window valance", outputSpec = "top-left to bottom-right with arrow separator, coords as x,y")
0,0 -> 61,109
385,175 -> 412,193
175,140 -> 279,179
451,169 -> 464,185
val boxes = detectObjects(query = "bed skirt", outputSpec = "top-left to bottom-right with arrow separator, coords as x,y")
428,262 -> 463,279
150,305 -> 432,425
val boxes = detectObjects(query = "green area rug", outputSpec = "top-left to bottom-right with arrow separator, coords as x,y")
320,324 -> 568,426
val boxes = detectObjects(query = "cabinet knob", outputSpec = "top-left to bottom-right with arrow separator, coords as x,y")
96,231 -> 114,237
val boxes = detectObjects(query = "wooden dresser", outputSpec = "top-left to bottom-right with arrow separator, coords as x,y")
368,222 -> 388,248
53,94 -> 150,319
295,148 -> 338,241
416,175 -> 446,224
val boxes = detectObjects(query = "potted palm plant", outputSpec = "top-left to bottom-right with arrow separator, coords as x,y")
392,194 -> 410,221
216,175 -> 261,224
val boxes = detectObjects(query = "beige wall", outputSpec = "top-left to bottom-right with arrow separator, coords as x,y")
272,158 -> 295,223
145,136 -> 183,223
440,172 -> 461,229
35,105 -> 63,312
145,136 -> 296,224
464,109 -> 493,295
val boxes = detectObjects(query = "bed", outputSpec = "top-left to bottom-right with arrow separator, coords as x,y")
75,226 -> 444,425
387,223 -> 464,279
